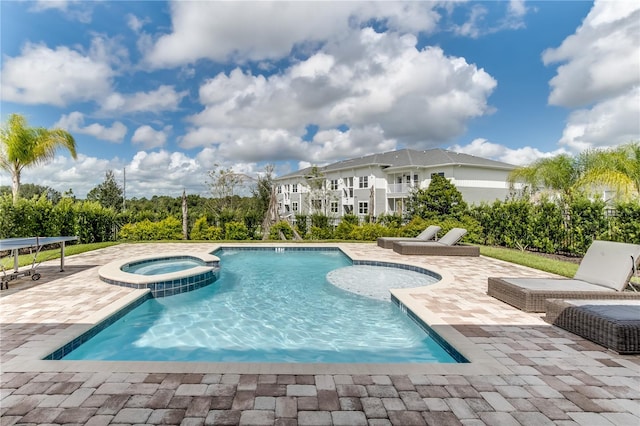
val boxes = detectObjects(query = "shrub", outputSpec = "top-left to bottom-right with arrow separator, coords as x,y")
309,226 -> 333,240
119,217 -> 182,241
190,216 -> 222,240
398,217 -> 430,237
295,214 -> 308,236
225,221 -> 249,240
605,201 -> 640,243
348,223 -> 395,241
269,221 -> 294,240
334,221 -> 355,239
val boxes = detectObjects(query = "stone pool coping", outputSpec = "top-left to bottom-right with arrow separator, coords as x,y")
2,243 -> 508,376
98,252 -> 220,286
3,242 -> 639,425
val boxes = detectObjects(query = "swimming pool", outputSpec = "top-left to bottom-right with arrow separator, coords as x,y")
122,257 -> 204,275
59,248 -> 465,363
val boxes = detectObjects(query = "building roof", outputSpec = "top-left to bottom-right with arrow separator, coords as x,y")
275,148 -> 515,180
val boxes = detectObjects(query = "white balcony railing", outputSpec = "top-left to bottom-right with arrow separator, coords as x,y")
386,183 -> 414,193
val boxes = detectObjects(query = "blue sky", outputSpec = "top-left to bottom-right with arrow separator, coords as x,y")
1,1 -> 638,198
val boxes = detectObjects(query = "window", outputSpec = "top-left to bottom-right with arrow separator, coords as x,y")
330,202 -> 338,213
292,184 -> 298,193
413,174 -> 419,184
359,176 -> 369,188
358,202 -> 368,214
277,185 -> 282,194
330,179 -> 338,190
292,202 -> 298,212
312,199 -> 322,210
285,184 -> 290,192
431,172 -> 445,178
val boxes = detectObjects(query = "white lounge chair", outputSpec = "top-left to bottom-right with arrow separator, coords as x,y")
488,240 -> 640,312
377,225 -> 441,249
391,228 -> 479,256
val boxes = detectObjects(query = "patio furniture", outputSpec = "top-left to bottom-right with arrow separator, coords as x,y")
377,225 -> 441,249
544,299 -> 640,354
487,240 -> 640,312
391,228 -> 479,256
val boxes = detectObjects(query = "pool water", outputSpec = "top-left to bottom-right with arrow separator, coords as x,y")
123,258 -> 203,275
63,249 -> 460,363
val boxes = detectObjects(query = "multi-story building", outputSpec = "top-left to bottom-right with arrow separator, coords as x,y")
274,148 -> 517,220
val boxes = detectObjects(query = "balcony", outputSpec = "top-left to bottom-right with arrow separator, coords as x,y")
386,183 -> 414,194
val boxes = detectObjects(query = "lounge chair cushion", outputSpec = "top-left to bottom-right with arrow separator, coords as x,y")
578,302 -> 640,321
416,225 -> 441,241
502,278 -> 615,292
573,240 -> 640,291
545,299 -> 640,354
435,228 -> 467,246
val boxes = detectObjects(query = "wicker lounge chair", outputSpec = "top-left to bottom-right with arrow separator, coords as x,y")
488,240 -> 640,312
391,228 -> 479,256
377,225 -> 441,249
544,299 -> 640,354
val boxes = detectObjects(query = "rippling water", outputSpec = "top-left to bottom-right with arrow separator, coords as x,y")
64,249 -> 458,363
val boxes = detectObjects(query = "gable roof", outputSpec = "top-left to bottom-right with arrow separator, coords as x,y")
276,148 -> 515,179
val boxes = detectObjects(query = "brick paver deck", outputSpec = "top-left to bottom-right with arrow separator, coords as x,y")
1,243 -> 639,425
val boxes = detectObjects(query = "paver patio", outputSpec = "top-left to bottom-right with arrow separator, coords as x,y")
1,242 -> 639,425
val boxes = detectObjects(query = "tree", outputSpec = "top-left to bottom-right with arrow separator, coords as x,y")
0,113 -> 77,203
207,164 -> 246,212
87,170 -> 124,211
576,142 -> 640,200
508,154 -> 579,201
406,174 -> 467,220
304,166 -> 332,215
0,183 -> 61,203
509,142 -> 640,202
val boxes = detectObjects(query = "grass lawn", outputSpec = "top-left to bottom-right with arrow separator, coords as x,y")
1,242 -> 120,269
479,245 -> 579,278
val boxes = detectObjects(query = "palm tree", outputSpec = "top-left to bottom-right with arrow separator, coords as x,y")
0,114 -> 77,204
509,142 -> 640,202
576,142 -> 640,200
508,154 -> 579,200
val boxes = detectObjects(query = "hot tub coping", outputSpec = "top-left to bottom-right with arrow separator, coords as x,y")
99,252 -> 219,285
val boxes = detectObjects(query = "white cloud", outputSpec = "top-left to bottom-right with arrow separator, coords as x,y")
100,85 -> 187,114
543,0 -> 640,108
13,149 -> 225,199
126,14 -> 148,33
143,2 -> 442,68
451,1 -> 528,38
0,42 -> 114,106
541,0 -> 640,153
17,153 -> 122,198
558,88 -> 640,152
182,29 -> 495,165
450,138 -> 567,166
131,125 -> 172,149
55,112 -> 127,143
30,0 -> 93,23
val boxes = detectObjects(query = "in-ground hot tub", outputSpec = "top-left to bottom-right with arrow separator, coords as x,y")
99,253 -> 220,297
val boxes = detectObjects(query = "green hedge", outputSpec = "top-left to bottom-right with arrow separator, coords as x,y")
119,217 -> 183,241
0,195 -> 116,243
470,198 -> 637,254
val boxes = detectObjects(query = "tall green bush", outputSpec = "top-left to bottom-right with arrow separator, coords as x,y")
119,217 -> 182,241
269,221 -> 294,240
295,214 -> 308,237
190,216 -> 222,240
225,221 -> 249,240
605,201 -> 640,243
